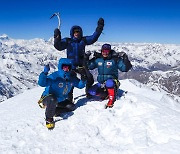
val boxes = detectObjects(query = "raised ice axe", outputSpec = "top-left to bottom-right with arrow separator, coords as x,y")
50,12 -> 61,30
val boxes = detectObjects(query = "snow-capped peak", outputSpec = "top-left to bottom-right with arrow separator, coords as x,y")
0,34 -> 10,40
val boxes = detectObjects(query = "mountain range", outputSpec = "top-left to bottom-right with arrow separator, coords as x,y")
0,34 -> 179,102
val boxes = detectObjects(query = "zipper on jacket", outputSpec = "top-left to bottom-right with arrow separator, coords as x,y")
102,59 -> 105,83
63,81 -> 68,95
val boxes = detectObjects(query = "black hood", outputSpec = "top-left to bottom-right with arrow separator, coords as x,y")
70,25 -> 83,39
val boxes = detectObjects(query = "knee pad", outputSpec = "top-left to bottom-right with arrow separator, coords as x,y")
105,79 -> 115,88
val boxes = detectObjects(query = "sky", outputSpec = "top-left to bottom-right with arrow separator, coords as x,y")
0,0 -> 180,44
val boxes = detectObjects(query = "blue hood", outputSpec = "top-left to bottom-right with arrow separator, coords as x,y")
58,58 -> 73,80
70,25 -> 83,39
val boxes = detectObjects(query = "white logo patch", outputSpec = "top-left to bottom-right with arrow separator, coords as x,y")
107,62 -> 112,66
98,62 -> 103,66
58,83 -> 63,88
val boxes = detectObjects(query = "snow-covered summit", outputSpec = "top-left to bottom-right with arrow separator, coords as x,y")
0,79 -> 180,154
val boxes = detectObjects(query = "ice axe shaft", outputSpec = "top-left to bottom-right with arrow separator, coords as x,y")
50,12 -> 60,29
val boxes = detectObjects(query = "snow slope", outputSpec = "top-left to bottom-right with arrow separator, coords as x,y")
1,79 -> 180,154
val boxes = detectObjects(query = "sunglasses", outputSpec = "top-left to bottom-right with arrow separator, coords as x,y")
74,30 -> 80,33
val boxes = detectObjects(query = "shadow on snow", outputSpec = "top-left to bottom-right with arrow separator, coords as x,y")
54,89 -> 127,122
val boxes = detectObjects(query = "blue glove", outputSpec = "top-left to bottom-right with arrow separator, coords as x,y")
44,64 -> 50,74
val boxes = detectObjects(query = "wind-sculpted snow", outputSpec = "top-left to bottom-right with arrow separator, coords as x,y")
0,79 -> 180,154
0,34 -> 180,102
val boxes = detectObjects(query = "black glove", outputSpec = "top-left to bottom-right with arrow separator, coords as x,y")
98,18 -> 104,27
96,18 -> 104,32
76,67 -> 87,76
118,52 -> 126,59
84,51 -> 91,61
81,74 -> 87,82
93,51 -> 101,59
118,52 -> 128,63
54,28 -> 61,38
118,52 -> 132,71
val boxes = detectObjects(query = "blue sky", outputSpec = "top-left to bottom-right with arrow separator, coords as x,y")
0,0 -> 180,44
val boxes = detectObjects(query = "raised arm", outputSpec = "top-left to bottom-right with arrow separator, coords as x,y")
54,28 -> 68,51
117,52 -> 132,72
85,18 -> 104,45
38,65 -> 52,87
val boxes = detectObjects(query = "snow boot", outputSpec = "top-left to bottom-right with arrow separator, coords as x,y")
46,117 -> 55,129
105,88 -> 115,108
